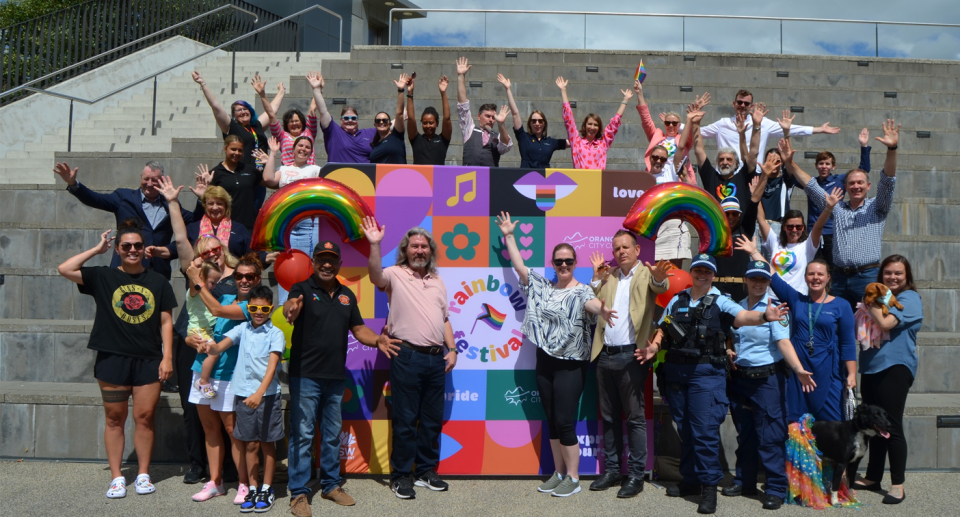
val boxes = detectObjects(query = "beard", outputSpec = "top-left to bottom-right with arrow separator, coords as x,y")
718,163 -> 737,176
409,257 -> 429,269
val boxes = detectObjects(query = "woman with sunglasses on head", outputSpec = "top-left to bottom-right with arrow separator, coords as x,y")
848,255 -> 922,504
634,80 -> 705,184
369,74 -> 411,164
58,218 -> 177,499
197,135 -> 263,233
497,74 -> 567,168
756,186 -> 838,295
308,72 -> 378,163
556,76 -> 632,170
496,211 -> 617,497
735,236 -> 856,424
406,74 -> 453,165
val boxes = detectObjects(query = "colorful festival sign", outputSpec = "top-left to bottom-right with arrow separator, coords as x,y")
317,164 -> 656,475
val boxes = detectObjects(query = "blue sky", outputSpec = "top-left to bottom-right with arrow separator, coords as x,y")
398,0 -> 960,60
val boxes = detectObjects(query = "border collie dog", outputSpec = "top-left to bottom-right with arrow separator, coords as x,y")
811,404 -> 892,506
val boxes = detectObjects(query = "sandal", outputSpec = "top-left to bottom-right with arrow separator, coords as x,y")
106,476 -> 127,499
193,379 -> 218,399
134,473 -> 155,495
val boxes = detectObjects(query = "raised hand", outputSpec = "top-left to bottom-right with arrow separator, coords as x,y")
761,152 -> 781,177
734,234 -> 758,256
277,82 -> 286,95
53,162 -> 78,186
751,101 -> 768,126
658,112 -> 667,122
633,79 -> 642,95
555,76 -> 568,90
599,299 -> 618,327
393,73 -> 409,89
735,111 -> 747,134
797,367 -> 818,393
94,229 -> 115,255
620,87 -> 634,101
859,127 -> 870,147
251,73 -> 266,95
456,57 -> 471,76
687,108 -> 705,125
589,251 -> 609,275
267,136 -> 280,153
817,122 -> 841,134
361,216 -> 384,244
495,105 -> 509,124
495,211 -> 517,236
645,259 -> 671,284
777,138 -> 795,163
694,91 -> 711,109
496,73 -> 511,89
438,75 -> 448,93
766,302 -> 790,322
189,170 -> 208,198
156,175 -> 182,204
284,294 -> 303,324
191,71 -> 205,86
306,71 -> 324,90
825,187 -> 844,209
777,109 -> 795,133
875,118 -> 900,148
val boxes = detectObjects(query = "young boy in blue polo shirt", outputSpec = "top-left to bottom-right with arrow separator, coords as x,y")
202,285 -> 286,513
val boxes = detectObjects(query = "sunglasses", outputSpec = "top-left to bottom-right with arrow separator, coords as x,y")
247,304 -> 274,314
530,119 -> 545,124
735,100 -> 752,107
553,258 -> 576,267
341,115 -> 358,121
375,118 -> 390,125
119,242 -> 144,251
664,120 -> 680,126
233,272 -> 260,282
785,224 -> 805,231
650,155 -> 668,163
200,245 -> 222,258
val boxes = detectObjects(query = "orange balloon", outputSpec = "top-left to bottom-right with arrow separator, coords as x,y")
274,249 -> 314,291
656,268 -> 693,308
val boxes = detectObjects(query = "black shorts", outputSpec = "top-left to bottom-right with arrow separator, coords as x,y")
233,393 -> 285,443
94,351 -> 161,387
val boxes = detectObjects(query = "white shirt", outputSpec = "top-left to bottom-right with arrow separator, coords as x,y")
603,263 -> 639,346
762,231 -> 817,296
700,116 -> 813,169
653,135 -> 682,184
278,164 -> 322,188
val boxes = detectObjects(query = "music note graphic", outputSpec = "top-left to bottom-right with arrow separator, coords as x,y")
446,171 -> 477,207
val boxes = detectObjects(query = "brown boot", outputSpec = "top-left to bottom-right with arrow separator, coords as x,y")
289,493 -> 312,517
321,486 -> 357,506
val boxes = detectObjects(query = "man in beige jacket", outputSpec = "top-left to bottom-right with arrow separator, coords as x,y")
588,229 -> 670,498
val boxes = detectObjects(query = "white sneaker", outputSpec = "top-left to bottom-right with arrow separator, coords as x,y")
134,474 -> 155,495
106,477 -> 127,499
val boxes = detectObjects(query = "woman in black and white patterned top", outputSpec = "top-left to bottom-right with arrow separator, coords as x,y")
497,211 -> 617,498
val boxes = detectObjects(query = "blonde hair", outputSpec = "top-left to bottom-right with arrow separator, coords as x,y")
201,186 -> 233,219
195,235 -> 238,268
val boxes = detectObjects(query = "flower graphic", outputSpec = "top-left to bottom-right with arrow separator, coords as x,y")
441,223 -> 481,260
124,294 -> 145,311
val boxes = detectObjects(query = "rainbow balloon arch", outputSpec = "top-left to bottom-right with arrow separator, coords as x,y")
253,163 -> 731,476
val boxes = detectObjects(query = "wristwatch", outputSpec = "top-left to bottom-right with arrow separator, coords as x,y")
194,283 -> 203,292
447,348 -> 458,354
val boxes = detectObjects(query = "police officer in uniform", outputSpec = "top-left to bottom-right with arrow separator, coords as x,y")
644,254 -> 787,514
723,260 -> 816,510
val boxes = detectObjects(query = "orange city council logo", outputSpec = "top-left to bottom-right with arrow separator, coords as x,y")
338,294 -> 350,305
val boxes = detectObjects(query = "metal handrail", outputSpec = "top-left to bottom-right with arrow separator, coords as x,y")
0,3 -> 260,101
15,4 -> 343,151
388,8 -> 960,55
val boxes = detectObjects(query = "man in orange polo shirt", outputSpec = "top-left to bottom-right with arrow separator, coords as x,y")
361,217 -> 458,500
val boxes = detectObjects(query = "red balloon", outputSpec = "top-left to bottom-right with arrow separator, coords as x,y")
656,268 -> 693,308
274,249 -> 314,291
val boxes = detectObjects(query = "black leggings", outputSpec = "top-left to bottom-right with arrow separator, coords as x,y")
535,347 -> 589,447
850,364 -> 913,485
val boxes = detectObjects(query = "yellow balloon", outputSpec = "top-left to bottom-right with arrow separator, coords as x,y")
271,309 -> 294,360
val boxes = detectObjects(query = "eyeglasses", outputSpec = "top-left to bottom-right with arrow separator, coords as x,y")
530,119 -> 545,125
233,272 -> 260,282
553,258 -> 576,267
785,224 -> 805,231
650,155 -> 668,163
341,116 -> 358,121
119,242 -> 144,251
247,304 -> 274,314
375,118 -> 390,125
663,120 -> 680,126
735,100 -> 753,107
200,245 -> 222,258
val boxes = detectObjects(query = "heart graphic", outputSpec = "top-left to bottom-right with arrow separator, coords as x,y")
716,183 -> 736,199
772,250 -> 797,276
520,249 -> 533,260
519,236 -> 533,247
376,169 -> 433,252
519,223 -> 534,234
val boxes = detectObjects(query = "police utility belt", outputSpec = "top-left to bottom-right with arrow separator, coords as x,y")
730,361 -> 790,380
659,293 -> 729,365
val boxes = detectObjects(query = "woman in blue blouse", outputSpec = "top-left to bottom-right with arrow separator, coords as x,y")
736,236 -> 856,422
848,255 -> 921,504
498,74 -> 567,168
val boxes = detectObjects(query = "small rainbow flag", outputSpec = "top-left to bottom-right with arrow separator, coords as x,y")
634,60 -> 646,84
472,303 -> 507,333
535,186 -> 557,211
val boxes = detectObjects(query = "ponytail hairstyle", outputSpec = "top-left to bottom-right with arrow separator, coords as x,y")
552,242 -> 577,262
236,252 -> 264,275
117,218 -> 143,240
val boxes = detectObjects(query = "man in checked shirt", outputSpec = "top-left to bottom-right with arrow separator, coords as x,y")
777,119 -> 901,311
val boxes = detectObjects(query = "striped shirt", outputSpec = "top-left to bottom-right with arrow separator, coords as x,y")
804,173 -> 896,268
520,269 -> 596,361
269,116 -> 318,166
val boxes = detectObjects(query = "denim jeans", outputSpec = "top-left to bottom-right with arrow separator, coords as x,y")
278,218 -> 320,304
389,345 -> 446,481
288,376 -> 345,496
832,267 -> 878,312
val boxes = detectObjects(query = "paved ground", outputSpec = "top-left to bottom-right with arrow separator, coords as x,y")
3,461 -> 959,516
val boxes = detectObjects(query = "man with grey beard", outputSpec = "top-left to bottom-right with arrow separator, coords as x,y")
361,218 -> 458,501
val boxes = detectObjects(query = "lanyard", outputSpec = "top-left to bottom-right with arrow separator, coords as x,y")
806,297 -> 826,348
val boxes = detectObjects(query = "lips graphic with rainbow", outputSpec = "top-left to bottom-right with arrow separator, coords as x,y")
772,250 -> 797,275
513,171 -> 578,211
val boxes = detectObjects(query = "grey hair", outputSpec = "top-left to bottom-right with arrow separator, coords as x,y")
144,161 -> 164,175
716,147 -> 738,160
395,226 -> 438,274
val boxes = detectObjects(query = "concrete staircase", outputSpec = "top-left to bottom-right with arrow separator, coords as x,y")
1,44 -> 958,467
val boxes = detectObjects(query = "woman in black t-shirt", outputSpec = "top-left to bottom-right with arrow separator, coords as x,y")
200,135 -> 262,232
405,75 -> 453,165
58,218 -> 177,499
369,74 -> 410,165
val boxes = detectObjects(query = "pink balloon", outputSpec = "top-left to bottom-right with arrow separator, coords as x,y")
274,249 -> 313,291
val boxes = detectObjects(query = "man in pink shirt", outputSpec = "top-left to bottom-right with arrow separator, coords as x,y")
360,217 -> 457,500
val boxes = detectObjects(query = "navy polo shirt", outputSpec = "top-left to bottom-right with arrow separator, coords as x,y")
287,275 -> 364,380
514,126 -> 567,169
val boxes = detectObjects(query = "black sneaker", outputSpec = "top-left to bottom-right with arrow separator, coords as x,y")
254,486 -> 274,513
392,477 -> 416,499
240,486 -> 258,513
182,464 -> 207,485
414,471 -> 449,491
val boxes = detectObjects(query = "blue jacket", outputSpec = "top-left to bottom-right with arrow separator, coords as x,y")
69,183 -> 202,279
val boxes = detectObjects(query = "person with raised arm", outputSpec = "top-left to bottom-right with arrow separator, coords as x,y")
754,111 -> 799,244
360,217 -> 457,499
456,57 -> 512,166
407,74 -> 453,165
498,73 -> 567,168
777,120 -> 900,310
369,74 -> 410,164
259,81 -> 320,166
309,72 -> 377,163
496,211 -> 616,498
634,81 -> 704,183
557,76 -> 631,170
